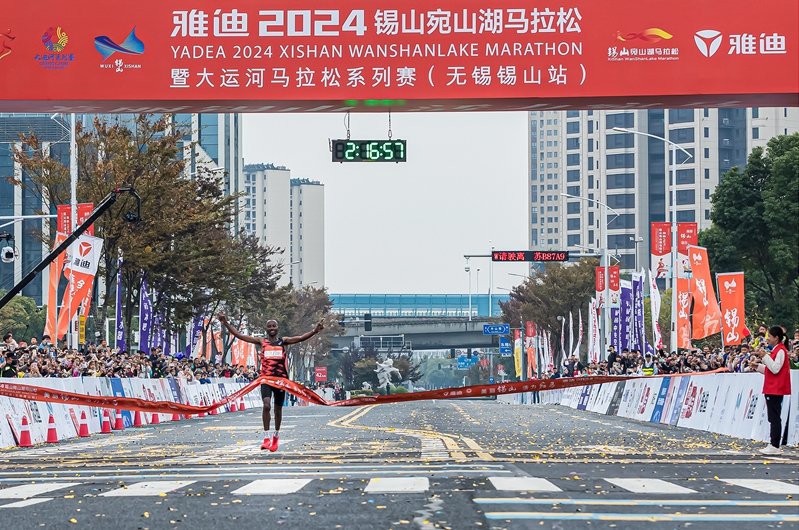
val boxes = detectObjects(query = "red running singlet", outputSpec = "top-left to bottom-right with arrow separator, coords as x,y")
260,339 -> 288,378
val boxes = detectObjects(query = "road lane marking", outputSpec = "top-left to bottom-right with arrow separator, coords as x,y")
462,438 -> 494,461
604,478 -> 695,494
473,498 -> 799,507
231,479 -> 312,495
365,477 -> 429,493
99,480 -> 196,497
720,479 -> 799,494
487,477 -> 562,492
483,512 -> 799,522
0,483 -> 79,499
0,498 -> 53,508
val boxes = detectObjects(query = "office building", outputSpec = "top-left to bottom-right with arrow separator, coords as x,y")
528,107 -> 799,272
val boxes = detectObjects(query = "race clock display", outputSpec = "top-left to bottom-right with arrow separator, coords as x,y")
332,139 -> 407,162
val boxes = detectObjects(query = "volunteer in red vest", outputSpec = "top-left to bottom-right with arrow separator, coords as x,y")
751,326 -> 791,455
219,314 -> 324,451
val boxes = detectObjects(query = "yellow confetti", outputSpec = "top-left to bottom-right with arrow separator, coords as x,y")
143,512 -> 150,518
69,519 -> 77,524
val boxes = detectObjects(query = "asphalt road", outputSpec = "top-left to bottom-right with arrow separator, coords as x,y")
1,398 -> 797,530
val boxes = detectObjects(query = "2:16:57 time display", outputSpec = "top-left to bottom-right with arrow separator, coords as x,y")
332,139 -> 407,162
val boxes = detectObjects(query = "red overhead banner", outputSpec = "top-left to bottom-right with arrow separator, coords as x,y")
0,0 -> 796,112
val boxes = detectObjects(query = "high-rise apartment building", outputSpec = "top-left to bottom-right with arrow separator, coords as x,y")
243,164 -> 325,287
290,178 -> 325,288
528,107 -> 799,273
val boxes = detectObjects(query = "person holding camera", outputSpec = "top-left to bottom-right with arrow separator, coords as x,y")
0,353 -> 18,377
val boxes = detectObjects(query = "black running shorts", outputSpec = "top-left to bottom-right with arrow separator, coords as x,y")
260,384 -> 286,405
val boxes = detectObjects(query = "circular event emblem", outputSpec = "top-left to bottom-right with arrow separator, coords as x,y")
42,26 -> 68,52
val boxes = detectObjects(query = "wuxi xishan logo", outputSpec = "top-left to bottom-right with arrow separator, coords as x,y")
35,26 -> 74,70
94,27 -> 145,72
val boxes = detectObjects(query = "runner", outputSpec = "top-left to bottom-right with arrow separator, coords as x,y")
218,314 -> 324,451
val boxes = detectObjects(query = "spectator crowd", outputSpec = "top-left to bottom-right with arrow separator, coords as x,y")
542,325 -> 799,379
0,332 -> 260,382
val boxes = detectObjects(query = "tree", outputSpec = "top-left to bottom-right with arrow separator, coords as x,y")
0,291 -> 45,343
499,259 -> 598,364
281,286 -> 344,381
700,133 -> 799,328
11,115 -> 243,344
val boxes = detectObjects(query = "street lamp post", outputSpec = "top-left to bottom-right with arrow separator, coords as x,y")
629,236 -> 644,270
465,262 -> 472,321
561,192 -> 619,362
489,241 -> 494,317
612,127 -> 693,355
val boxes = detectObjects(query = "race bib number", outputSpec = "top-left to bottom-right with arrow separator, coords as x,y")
262,346 -> 283,358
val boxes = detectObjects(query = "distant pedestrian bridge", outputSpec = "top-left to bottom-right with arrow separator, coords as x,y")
329,294 -> 510,350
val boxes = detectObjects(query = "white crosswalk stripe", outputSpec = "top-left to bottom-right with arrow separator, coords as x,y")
488,477 -> 562,492
231,479 -> 312,495
604,478 -> 696,494
99,481 -> 196,497
0,498 -> 53,508
364,477 -> 429,493
0,475 -> 796,499
0,483 -> 79,499
720,479 -> 799,494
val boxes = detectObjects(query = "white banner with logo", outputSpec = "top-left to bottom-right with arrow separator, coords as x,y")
541,372 -> 797,447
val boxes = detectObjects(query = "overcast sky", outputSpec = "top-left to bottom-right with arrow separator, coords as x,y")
243,112 -> 532,294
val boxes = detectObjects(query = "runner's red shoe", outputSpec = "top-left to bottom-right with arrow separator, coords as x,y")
269,436 -> 279,452
260,437 -> 273,451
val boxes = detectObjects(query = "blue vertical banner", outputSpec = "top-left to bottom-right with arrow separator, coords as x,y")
139,273 -> 152,354
620,280 -> 632,352
115,250 -> 126,351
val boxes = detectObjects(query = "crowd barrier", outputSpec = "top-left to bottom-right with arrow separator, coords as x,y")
0,377 -> 262,448
533,372 -> 799,446
3,372 -> 796,448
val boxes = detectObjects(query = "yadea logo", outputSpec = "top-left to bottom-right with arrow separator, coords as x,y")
694,29 -> 722,57
78,241 -> 93,257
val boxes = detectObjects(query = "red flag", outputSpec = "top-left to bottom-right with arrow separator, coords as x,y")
689,246 -> 721,339
717,272 -> 746,345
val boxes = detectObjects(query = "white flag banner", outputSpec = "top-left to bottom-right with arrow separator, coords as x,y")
587,299 -> 595,363
649,269 -> 663,350
591,301 -> 601,363
568,311 -> 574,358
573,309 -> 583,357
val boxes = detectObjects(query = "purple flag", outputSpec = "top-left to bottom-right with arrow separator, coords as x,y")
637,270 -> 655,356
630,274 -> 642,352
139,273 -> 152,354
186,313 -> 204,358
115,251 -> 126,351
620,280 -> 632,352
610,307 -> 621,352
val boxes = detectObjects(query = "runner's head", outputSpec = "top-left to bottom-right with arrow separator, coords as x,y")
266,319 -> 279,338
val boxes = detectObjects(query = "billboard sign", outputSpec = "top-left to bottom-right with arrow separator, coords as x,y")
0,0 -> 795,112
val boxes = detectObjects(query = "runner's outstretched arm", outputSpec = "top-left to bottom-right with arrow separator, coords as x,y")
283,319 -> 325,345
218,314 -> 262,346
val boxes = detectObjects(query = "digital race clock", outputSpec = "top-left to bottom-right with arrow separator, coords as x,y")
332,139 -> 407,162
